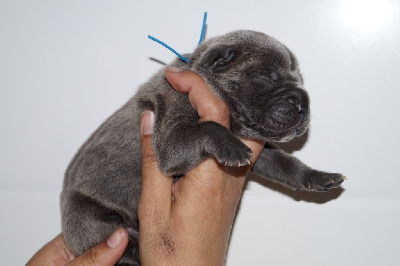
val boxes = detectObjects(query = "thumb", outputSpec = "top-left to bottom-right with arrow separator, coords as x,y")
67,228 -> 128,266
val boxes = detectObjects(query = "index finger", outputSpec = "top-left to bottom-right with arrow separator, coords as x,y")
138,111 -> 172,219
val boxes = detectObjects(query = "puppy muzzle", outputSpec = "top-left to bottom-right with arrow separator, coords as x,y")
266,86 -> 309,133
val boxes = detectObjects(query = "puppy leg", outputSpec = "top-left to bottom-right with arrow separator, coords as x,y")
61,191 -> 139,265
155,121 -> 253,175
251,143 -> 345,192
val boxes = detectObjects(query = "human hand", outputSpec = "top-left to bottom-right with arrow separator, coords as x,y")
26,228 -> 128,266
138,68 -> 265,266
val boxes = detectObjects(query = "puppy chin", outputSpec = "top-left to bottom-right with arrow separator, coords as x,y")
270,129 -> 298,142
267,123 -> 309,142
295,124 -> 309,136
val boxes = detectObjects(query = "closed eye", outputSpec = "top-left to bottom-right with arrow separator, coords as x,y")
248,75 -> 275,90
248,70 -> 280,85
249,74 -> 274,85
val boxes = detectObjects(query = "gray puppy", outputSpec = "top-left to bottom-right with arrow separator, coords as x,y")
61,30 -> 345,265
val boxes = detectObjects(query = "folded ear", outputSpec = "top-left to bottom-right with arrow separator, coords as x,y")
200,45 -> 238,73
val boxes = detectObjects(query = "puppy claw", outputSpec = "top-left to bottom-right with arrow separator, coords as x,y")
301,172 -> 345,192
214,138 -> 253,168
239,159 -> 252,167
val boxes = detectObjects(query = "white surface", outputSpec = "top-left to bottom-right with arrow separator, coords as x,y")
1,0 -> 399,265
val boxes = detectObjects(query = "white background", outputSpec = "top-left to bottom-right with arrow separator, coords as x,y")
1,0 -> 399,265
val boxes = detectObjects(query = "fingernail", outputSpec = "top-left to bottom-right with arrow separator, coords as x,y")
141,110 -> 154,135
167,66 -> 183,73
107,228 -> 125,249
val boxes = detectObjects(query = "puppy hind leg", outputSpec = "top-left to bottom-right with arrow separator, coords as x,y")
61,191 -> 140,264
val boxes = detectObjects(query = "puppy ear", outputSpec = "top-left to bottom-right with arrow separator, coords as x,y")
201,46 -> 237,72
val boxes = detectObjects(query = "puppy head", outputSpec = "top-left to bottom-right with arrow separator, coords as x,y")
191,30 -> 310,142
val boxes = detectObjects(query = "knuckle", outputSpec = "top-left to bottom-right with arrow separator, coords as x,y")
141,146 -> 158,165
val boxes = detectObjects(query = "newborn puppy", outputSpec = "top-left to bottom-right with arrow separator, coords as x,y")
61,30 -> 345,265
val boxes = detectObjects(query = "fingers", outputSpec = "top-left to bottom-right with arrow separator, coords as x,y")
138,111 -> 172,219
67,228 -> 128,266
165,67 -> 230,128
26,234 -> 76,266
27,230 -> 129,266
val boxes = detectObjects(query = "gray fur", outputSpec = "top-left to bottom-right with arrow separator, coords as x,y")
61,30 -> 344,265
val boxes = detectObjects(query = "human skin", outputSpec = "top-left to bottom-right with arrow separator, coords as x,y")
138,69 -> 265,266
26,228 -> 129,266
27,69 -> 264,266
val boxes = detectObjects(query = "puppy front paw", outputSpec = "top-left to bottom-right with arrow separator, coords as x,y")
214,138 -> 253,167
300,171 -> 346,192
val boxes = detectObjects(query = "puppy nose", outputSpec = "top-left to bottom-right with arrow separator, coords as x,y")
286,96 -> 299,107
285,89 -> 309,115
